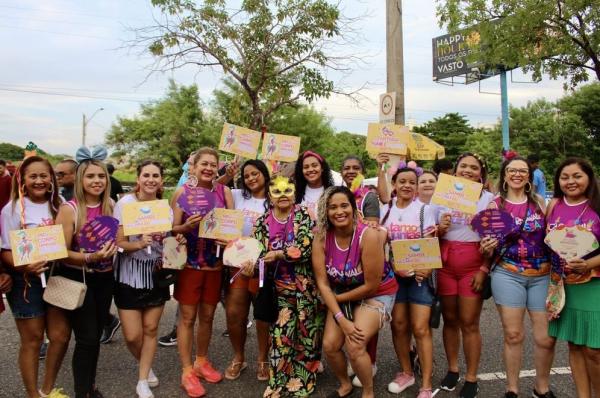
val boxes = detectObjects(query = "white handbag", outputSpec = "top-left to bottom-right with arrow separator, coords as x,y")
43,264 -> 87,310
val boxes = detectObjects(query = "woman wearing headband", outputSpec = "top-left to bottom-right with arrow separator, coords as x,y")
54,146 -> 118,398
252,176 -> 321,397
294,150 -> 335,220
436,153 -> 493,398
1,154 -> 67,398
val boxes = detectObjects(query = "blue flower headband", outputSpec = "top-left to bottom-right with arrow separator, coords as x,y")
75,146 -> 108,164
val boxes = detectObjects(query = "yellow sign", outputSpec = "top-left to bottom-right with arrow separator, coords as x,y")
122,199 -> 172,236
408,132 -> 445,160
199,208 -> 244,241
431,174 -> 483,215
391,238 -> 442,271
261,133 -> 301,162
9,225 -> 68,266
366,123 -> 409,156
219,123 -> 262,159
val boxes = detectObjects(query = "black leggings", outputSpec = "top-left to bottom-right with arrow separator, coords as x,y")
62,267 -> 114,398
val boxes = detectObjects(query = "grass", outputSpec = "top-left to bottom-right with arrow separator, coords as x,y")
112,170 -> 136,184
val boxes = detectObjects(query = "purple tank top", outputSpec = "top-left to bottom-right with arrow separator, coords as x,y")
494,197 -> 549,275
266,209 -> 296,282
547,198 -> 600,283
181,183 -> 226,269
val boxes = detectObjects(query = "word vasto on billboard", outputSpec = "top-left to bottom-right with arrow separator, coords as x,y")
432,31 -> 486,83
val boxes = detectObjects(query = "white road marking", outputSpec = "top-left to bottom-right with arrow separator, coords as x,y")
478,367 -> 571,381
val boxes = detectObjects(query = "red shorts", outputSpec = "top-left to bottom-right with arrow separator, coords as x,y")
174,267 -> 222,306
437,240 -> 483,298
229,273 -> 260,296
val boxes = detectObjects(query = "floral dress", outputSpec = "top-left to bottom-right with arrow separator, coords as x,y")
253,205 -> 323,397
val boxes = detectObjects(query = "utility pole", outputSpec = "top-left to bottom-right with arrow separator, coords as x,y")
386,0 -> 405,125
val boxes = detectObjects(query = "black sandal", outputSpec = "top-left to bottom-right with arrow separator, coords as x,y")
326,387 -> 354,398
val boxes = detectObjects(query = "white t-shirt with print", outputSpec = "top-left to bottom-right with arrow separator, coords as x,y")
232,189 -> 267,237
439,190 -> 495,242
1,198 -> 55,249
301,186 -> 324,220
380,199 -> 437,240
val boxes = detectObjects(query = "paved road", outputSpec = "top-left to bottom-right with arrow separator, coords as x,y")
0,298 -> 575,397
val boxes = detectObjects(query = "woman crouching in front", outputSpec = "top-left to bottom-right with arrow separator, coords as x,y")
312,186 -> 397,398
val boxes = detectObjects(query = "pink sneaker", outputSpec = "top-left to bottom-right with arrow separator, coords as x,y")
194,360 -> 223,383
387,372 -> 415,394
417,388 -> 433,398
181,372 -> 205,397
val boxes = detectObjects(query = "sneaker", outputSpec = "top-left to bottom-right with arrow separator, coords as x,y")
181,372 -> 205,398
505,392 -> 518,398
387,372 -> 415,394
247,320 -> 253,328
39,341 -> 48,360
459,381 -> 479,398
39,388 -> 70,398
158,328 -> 177,347
352,364 -> 378,387
417,389 -> 433,398
532,389 -> 556,398
99,315 -> 121,344
148,369 -> 159,388
224,361 -> 247,380
194,360 -> 223,383
136,380 -> 154,398
440,371 -> 460,392
346,362 -> 355,377
257,362 -> 269,381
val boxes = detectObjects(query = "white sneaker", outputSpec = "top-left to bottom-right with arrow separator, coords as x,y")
352,364 -> 378,387
136,380 -> 154,398
148,369 -> 159,388
347,362 -> 355,377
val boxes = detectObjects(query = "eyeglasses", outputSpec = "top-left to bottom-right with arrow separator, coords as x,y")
506,168 -> 529,176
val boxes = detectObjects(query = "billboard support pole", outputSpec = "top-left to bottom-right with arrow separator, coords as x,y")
500,68 -> 510,150
386,0 -> 405,125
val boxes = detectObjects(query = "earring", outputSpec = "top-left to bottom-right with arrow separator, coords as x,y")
186,175 -> 198,188
47,182 -> 54,194
503,181 -> 508,192
525,182 -> 532,193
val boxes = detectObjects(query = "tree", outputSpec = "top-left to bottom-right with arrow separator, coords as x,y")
437,0 -> 600,88
413,113 -> 473,161
461,127 -> 503,175
106,80 -> 219,182
557,82 -> 600,141
137,0 -> 359,130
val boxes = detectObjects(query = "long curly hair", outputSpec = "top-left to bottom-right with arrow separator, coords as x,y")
316,186 -> 358,232
294,151 -> 334,204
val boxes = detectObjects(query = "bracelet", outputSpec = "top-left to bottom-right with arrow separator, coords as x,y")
334,311 -> 344,322
479,266 -> 490,274
84,253 -> 92,264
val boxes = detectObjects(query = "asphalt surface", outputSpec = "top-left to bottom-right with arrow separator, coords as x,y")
0,298 -> 575,397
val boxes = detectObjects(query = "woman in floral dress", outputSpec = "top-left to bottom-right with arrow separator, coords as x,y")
253,176 -> 323,397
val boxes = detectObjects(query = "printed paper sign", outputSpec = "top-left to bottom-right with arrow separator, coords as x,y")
177,187 -> 215,217
122,199 -> 172,236
219,123 -> 261,159
431,174 -> 483,215
78,216 -> 119,252
261,133 -> 301,162
198,208 -> 244,241
391,238 -> 443,271
223,237 -> 262,268
470,208 -> 517,241
379,92 -> 396,124
366,123 -> 409,156
161,237 -> 186,270
545,225 -> 599,260
9,225 -> 68,266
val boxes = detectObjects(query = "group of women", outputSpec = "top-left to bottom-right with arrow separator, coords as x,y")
0,145 -> 599,398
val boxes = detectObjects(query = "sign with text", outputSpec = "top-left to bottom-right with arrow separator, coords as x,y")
391,238 -> 442,271
366,123 -> 409,156
261,133 -> 301,162
122,200 -> 172,236
199,208 -> 244,241
431,174 -> 483,215
471,208 -> 517,242
219,123 -> 261,159
9,225 -> 68,266
545,225 -> 599,261
379,92 -> 397,124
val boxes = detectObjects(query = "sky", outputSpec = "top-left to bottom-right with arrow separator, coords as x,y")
0,0 -> 570,156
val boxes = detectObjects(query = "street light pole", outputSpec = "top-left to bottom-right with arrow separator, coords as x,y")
82,107 -> 104,146
386,0 -> 405,125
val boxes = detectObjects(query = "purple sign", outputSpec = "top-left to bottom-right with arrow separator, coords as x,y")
78,216 -> 119,252
470,208 -> 516,241
176,187 -> 215,217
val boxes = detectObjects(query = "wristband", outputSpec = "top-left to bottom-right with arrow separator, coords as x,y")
479,266 -> 490,274
84,253 -> 92,264
334,311 -> 344,323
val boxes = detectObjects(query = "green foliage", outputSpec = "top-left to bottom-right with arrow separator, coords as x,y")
105,80 -> 220,183
0,142 -> 66,164
437,0 -> 600,88
413,113 -> 473,161
144,0 -> 346,129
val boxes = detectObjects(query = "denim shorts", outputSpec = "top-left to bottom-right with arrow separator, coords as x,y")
394,276 -> 435,306
360,294 -> 395,328
491,267 -> 549,311
6,272 -> 46,319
